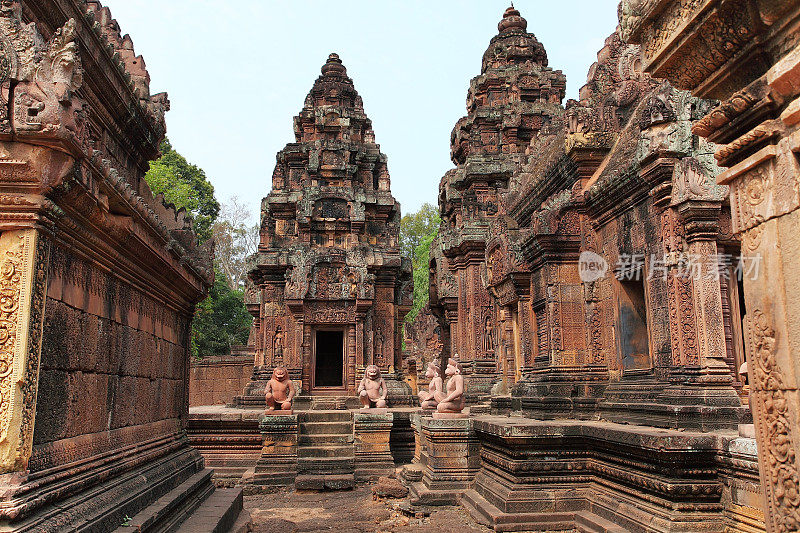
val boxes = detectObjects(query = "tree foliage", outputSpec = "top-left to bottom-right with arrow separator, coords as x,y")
401,204 -> 440,324
213,197 -> 260,291
191,268 -> 253,357
145,138 -> 220,242
399,202 -> 440,260
146,139 -> 251,357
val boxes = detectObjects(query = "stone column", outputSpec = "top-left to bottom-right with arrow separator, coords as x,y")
348,324 -> 356,390
301,321 -> 311,393
717,128 -> 800,531
0,229 -> 50,473
675,201 -> 734,378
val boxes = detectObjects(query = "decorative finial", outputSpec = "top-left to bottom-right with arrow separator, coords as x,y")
498,4 -> 527,33
321,52 -> 347,77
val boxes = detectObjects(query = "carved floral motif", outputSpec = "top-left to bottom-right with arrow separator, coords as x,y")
0,238 -> 22,442
749,309 -> 800,531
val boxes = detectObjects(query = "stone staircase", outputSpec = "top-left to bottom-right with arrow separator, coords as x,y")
116,468 -> 249,533
296,410 -> 355,490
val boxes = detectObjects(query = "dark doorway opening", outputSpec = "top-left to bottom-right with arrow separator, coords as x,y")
618,276 -> 651,371
314,330 -> 344,387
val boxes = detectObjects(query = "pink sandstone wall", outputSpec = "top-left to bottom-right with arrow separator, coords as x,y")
190,350 -> 254,406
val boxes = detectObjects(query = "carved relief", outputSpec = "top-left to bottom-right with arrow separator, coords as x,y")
0,230 -> 49,472
748,309 -> 800,531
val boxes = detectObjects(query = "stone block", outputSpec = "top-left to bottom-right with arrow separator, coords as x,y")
353,411 -> 394,481
403,415 -> 479,506
250,414 -> 299,487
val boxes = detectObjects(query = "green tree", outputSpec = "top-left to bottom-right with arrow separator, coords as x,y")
145,139 -> 251,357
213,197 -> 260,291
400,204 -> 440,324
145,138 -> 220,242
191,268 -> 253,357
405,231 -> 437,324
399,202 -> 440,260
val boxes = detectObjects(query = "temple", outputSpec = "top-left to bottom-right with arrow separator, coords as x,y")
429,7 -> 567,400
2,0 -> 797,530
233,53 -> 413,407
402,6 -> 763,531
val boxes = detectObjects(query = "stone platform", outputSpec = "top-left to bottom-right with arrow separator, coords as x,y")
458,416 -> 762,532
401,412 -> 480,506
188,406 -> 265,486
187,406 -> 416,490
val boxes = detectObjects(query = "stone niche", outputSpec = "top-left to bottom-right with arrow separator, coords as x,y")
0,1 -> 245,530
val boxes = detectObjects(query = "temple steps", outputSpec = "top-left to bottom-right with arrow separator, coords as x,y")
299,445 -> 354,458
116,468 -> 247,533
295,410 -> 355,490
175,488 -> 247,533
300,421 -> 353,434
299,433 -> 354,445
574,511 -> 629,533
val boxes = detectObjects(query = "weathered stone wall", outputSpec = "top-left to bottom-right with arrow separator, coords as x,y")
190,351 -> 254,406
619,1 -> 800,530
0,1 -> 220,529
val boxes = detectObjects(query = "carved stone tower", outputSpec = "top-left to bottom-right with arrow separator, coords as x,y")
238,54 -> 412,404
429,6 -> 566,399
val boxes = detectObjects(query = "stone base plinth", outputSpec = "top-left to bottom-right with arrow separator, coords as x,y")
187,407 -> 264,485
358,407 -> 388,414
598,379 -> 750,431
432,411 -> 468,419
264,409 -> 294,415
462,415 -> 763,532
403,415 -> 479,506
4,423 -> 246,531
250,414 -> 299,488
353,411 -> 394,481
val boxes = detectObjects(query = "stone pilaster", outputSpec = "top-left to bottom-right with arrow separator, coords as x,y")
717,122 -> 800,532
251,414 -> 299,487
0,229 -> 49,473
353,411 -> 394,481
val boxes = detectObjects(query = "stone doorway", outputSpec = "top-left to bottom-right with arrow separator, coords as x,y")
313,329 -> 345,388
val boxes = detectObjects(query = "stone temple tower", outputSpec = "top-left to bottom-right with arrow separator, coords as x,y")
238,54 -> 413,405
428,6 -> 566,399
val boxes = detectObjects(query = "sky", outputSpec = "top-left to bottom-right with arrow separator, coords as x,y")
102,1 -> 620,224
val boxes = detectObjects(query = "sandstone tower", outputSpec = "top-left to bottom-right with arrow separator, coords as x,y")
241,54 -> 412,403
429,6 -> 565,399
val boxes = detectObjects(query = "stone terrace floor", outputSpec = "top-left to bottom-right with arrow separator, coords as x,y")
245,485 -> 489,533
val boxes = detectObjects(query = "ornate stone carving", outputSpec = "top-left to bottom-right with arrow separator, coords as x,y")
749,310 -> 800,531
0,229 -> 49,472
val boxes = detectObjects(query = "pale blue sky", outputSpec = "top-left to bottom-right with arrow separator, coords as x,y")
102,1 -> 619,223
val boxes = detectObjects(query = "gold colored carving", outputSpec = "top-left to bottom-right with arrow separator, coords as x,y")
0,229 -> 49,473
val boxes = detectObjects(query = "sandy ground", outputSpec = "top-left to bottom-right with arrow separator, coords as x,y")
245,485 -> 490,533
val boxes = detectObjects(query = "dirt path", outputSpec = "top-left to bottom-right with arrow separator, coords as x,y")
245,486 -> 490,533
